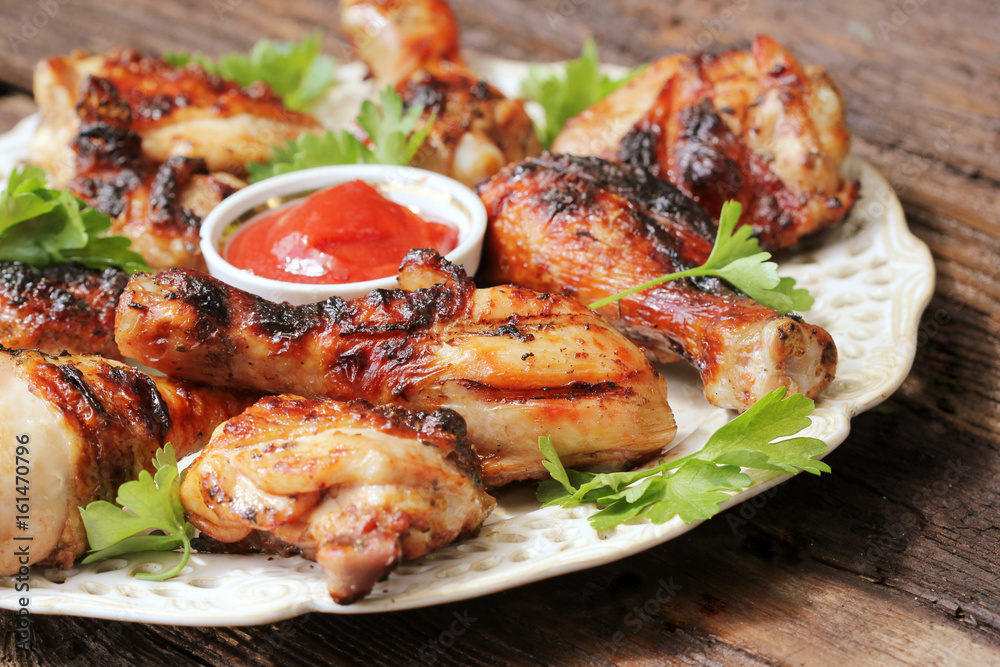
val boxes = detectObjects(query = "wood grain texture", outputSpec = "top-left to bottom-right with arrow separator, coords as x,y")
1,0 -> 999,664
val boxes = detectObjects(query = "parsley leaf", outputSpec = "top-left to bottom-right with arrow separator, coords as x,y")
248,87 -> 434,183
357,87 -> 434,166
522,38 -> 642,149
247,129 -> 366,182
596,460 -> 750,528
0,166 -> 149,273
165,31 -> 336,111
691,388 -> 828,471
589,201 -> 814,314
537,387 -> 831,530
79,443 -> 194,581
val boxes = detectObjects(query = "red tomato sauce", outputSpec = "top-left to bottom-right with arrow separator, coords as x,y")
223,180 -> 459,284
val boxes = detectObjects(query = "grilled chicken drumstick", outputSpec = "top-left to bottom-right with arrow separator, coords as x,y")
477,153 -> 837,412
115,250 -> 677,487
341,0 -> 540,186
181,394 -> 495,604
0,348 -> 257,575
552,35 -> 859,249
0,261 -> 127,359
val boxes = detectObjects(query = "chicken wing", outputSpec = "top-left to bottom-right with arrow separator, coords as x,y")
0,348 -> 256,574
0,261 -> 126,359
115,249 -> 676,486
552,35 -> 858,249
181,394 -> 494,603
31,48 -> 319,186
477,153 -> 837,411
341,0 -> 540,186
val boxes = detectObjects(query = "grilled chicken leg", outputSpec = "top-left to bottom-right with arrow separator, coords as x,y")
181,394 -> 495,604
552,35 -> 859,249
0,348 -> 256,574
115,250 -> 677,486
477,153 -> 837,411
341,0 -> 540,186
0,261 -> 127,359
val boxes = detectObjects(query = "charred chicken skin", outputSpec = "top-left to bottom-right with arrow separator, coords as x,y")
341,0 -> 540,186
115,250 -> 677,486
0,261 -> 127,359
552,35 -> 858,249
181,394 -> 495,604
31,48 -> 319,185
29,48 -> 323,270
477,153 -> 837,412
55,73 -> 243,271
0,348 -> 256,575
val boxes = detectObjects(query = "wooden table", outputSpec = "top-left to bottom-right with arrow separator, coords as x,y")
2,1 -> 998,664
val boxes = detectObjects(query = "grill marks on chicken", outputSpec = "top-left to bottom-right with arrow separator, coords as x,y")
477,154 -> 837,412
73,158 -> 240,272
31,49 -> 319,185
181,394 -> 494,603
56,70 -> 244,271
0,262 -> 126,359
115,250 -> 677,486
30,48 -> 322,270
552,35 -> 859,249
0,348 -> 257,575
341,0 -> 540,186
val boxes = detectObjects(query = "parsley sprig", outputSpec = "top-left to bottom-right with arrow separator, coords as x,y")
537,388 -> 831,530
165,31 -> 336,112
79,444 -> 194,581
589,201 -> 814,314
0,166 -> 148,273
247,87 -> 434,183
522,39 -> 642,149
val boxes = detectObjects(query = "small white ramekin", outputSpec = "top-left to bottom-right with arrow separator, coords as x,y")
199,165 -> 487,305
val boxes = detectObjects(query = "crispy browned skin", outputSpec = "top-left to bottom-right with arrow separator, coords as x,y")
341,0 -> 461,86
31,48 -> 319,185
63,76 -> 243,271
477,153 -> 837,411
115,250 -> 677,486
0,348 -> 257,574
398,68 -> 542,187
342,0 -> 540,186
181,394 -> 495,604
29,48 -> 323,270
552,35 -> 859,250
0,262 -> 126,359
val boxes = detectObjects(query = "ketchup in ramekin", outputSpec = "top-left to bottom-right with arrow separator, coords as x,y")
223,180 -> 459,284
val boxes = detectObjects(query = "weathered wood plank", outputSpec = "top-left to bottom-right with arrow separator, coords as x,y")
4,498 -> 1000,666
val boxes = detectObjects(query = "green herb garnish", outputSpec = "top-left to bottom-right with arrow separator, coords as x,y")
165,31 -> 336,111
0,166 -> 148,273
79,444 -> 194,581
522,38 -> 642,149
589,201 -> 813,314
247,87 -> 434,183
537,387 -> 831,530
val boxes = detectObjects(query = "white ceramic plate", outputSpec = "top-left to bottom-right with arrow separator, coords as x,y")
0,56 -> 934,625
